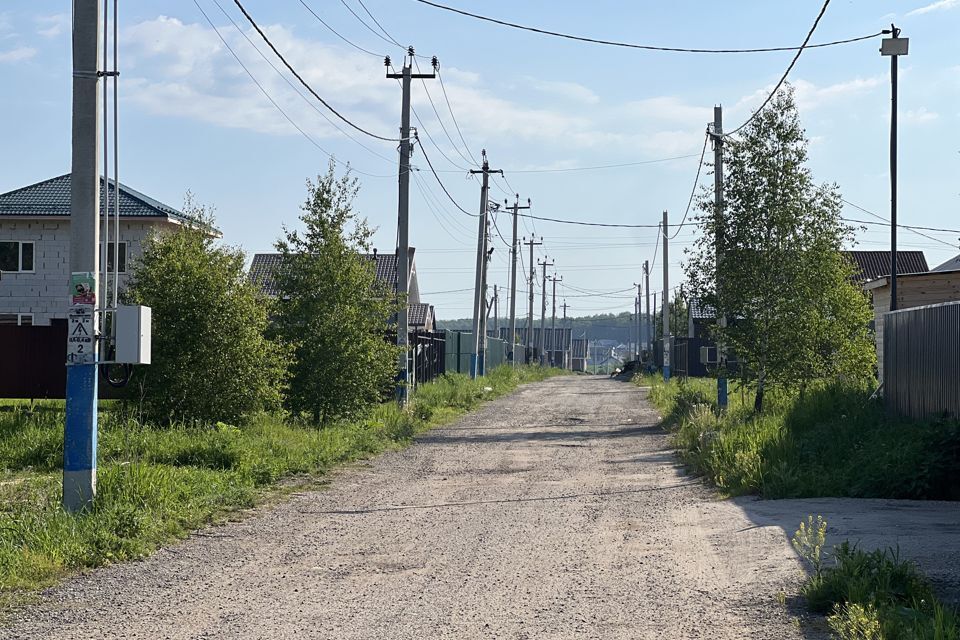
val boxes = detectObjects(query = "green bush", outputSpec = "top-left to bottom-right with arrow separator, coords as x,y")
640,375 -> 960,499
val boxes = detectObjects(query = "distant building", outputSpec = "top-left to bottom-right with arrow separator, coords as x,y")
842,250 -> 928,284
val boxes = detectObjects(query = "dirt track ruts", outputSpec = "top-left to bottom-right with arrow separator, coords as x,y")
4,376 -> 810,639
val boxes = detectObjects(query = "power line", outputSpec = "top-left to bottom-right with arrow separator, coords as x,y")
338,0 -> 403,49
651,221 -> 662,266
214,0 -> 396,166
412,0 -> 884,54
232,0 -> 398,142
725,0 -> 839,138
415,133 -> 480,217
193,0 -> 393,178
297,0 -> 382,57
499,153 -> 700,174
355,0 -> 405,49
415,58 -> 479,168
518,212 -> 694,229
436,67 -> 480,166
672,133 -> 709,239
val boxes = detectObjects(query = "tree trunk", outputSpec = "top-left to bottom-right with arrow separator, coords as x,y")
754,370 -> 765,413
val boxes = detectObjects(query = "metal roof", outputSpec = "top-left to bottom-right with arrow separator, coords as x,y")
409,302 -> 432,327
0,173 -> 196,224
843,250 -> 928,283
934,254 -> 960,272
249,249 -> 415,297
688,297 -> 716,320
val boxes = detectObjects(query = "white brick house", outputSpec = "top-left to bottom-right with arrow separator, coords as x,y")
0,174 -> 198,326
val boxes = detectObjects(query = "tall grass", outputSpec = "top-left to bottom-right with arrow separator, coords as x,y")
638,375 -> 960,499
0,366 -> 563,606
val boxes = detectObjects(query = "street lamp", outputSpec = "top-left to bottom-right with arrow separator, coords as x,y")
881,25 -> 908,310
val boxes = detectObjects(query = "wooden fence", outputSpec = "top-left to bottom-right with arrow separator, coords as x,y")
884,300 -> 960,419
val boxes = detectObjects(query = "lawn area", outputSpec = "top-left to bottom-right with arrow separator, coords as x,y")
0,366 -> 563,609
637,375 -> 960,499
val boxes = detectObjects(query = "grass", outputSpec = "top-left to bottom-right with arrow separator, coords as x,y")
0,365 -> 564,610
637,375 -> 960,499
792,517 -> 959,639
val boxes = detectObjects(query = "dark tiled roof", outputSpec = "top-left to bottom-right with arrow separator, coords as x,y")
249,249 -> 415,297
843,250 -> 928,283
688,297 -> 716,320
0,173 -> 196,224
409,302 -> 432,327
934,254 -> 960,272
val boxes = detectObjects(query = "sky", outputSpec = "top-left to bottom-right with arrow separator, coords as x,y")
0,0 -> 958,319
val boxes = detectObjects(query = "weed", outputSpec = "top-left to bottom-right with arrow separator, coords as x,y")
792,515 -> 827,579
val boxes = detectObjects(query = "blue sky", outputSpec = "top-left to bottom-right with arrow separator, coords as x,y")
1,1 -> 958,318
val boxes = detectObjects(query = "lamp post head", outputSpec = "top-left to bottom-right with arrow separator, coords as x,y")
881,25 -> 908,56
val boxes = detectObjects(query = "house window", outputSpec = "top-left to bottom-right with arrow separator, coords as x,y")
0,241 -> 35,272
0,313 -> 32,326
105,242 -> 128,274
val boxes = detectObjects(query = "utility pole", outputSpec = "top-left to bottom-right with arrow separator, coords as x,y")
538,258 -> 554,365
506,196 -> 531,366
469,150 -> 502,378
710,106 -> 728,408
492,284 -> 499,337
881,26 -> 908,311
644,260 -> 651,357
523,237 -> 542,364
386,49 -> 435,402
64,0 -> 101,511
562,300 -> 570,369
662,211 -> 670,381
561,300 -> 569,321
634,283 -> 643,361
549,274 -> 562,367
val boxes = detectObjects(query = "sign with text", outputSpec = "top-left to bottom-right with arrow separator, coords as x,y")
67,305 -> 96,365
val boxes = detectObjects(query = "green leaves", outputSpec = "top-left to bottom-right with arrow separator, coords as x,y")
272,161 -> 401,424
686,84 -> 875,408
125,199 -> 288,424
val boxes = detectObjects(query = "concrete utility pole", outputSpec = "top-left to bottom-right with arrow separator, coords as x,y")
523,237 -> 542,364
710,106 -> 728,408
881,26 -> 908,311
64,0 -> 101,511
469,150 -> 502,378
644,260 -> 651,355
538,258 -> 554,365
506,196 -> 531,366
634,282 -> 643,360
492,284 -> 499,337
549,274 -> 562,367
561,300 -> 569,321
662,211 -> 671,381
387,49 -> 435,402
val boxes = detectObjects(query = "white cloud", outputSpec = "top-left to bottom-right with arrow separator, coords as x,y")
734,75 -> 885,115
907,0 -> 960,15
905,107 -> 939,123
529,79 -> 600,105
36,13 -> 68,38
0,46 -> 36,63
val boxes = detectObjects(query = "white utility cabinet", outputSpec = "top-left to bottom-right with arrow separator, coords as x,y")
115,305 -> 151,365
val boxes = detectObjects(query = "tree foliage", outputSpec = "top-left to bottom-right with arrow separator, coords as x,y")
125,199 -> 288,423
272,162 -> 400,423
685,85 -> 875,410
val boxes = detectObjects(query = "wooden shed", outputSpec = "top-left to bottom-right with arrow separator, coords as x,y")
863,269 -> 960,382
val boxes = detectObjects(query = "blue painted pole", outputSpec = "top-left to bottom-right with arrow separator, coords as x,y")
718,377 -> 728,408
64,364 -> 98,509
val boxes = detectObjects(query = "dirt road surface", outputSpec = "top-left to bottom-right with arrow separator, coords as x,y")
8,376 -> 956,639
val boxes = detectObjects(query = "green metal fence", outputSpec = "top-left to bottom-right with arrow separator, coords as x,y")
443,331 -> 513,374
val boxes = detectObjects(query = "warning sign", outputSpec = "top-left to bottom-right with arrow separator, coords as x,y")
67,306 -> 96,365
71,272 -> 96,305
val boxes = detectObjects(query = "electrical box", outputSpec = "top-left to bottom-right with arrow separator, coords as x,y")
880,37 -> 909,56
115,305 -> 151,365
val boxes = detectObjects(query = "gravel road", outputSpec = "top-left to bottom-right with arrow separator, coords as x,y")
5,376 -> 810,639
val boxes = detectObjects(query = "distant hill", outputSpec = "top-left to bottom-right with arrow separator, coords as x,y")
436,311 -> 651,345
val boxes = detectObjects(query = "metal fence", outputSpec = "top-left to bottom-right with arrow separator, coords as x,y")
443,330 -> 511,374
410,330 -> 446,388
884,300 -> 960,419
0,321 -> 68,399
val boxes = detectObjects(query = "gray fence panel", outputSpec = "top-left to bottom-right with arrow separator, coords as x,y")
884,301 -> 960,419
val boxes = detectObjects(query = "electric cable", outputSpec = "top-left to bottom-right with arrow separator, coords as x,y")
232,0 -> 399,141
415,133 -> 480,216
215,0 -> 397,166
340,0 -> 404,49
194,0 -> 394,178
414,58 -> 479,168
651,221 -> 662,266
412,0 -> 883,54
725,0 -> 837,138
671,132 -> 709,239
297,0 -> 383,57
519,212 -> 694,229
436,67 -> 480,166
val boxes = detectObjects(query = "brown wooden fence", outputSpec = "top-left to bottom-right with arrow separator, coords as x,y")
0,320 -> 68,399
884,300 -> 960,419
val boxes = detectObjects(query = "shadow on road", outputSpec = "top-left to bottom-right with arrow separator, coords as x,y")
418,422 -> 665,445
